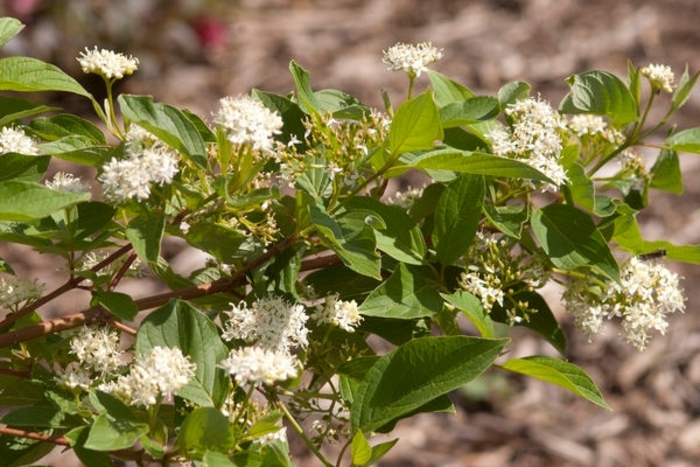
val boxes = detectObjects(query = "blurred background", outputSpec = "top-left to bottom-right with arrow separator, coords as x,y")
2,0 -> 700,465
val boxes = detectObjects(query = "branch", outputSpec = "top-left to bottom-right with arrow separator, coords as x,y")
0,426 -> 70,446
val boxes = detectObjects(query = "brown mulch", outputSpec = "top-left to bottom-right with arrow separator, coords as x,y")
10,0 -> 700,465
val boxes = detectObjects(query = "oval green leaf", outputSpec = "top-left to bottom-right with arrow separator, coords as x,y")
502,356 -> 610,410
0,56 -> 91,98
560,70 -> 638,125
389,91 -> 443,155
351,335 -> 509,433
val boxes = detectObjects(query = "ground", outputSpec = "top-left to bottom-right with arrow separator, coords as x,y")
5,0 -> 700,465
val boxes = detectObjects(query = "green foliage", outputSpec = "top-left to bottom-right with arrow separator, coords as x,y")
0,18 -> 696,467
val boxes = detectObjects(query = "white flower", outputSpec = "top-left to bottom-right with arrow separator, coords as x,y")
567,114 -> 625,144
56,364 -> 92,391
77,47 -> 139,80
0,126 -> 39,155
214,95 -> 283,151
459,271 -> 504,312
640,63 -> 675,93
0,276 -> 44,309
101,346 -> 195,407
386,186 -> 424,211
562,257 -> 685,350
45,172 -> 90,194
98,143 -> 179,202
222,296 -> 309,352
311,294 -> 363,333
219,346 -> 299,387
382,42 -> 443,77
69,326 -> 123,375
487,97 -> 568,190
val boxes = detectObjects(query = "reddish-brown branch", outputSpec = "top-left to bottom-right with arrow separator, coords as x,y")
0,426 -> 70,446
0,235 -> 301,349
0,367 -> 31,378
0,244 -> 134,330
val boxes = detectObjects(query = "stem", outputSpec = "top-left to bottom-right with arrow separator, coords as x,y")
0,244 -> 134,330
0,236 -> 299,349
0,426 -> 69,446
277,400 -> 334,467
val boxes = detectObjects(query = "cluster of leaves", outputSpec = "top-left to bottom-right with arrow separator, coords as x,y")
0,17 -> 699,467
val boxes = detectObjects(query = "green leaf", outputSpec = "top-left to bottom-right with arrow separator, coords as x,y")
560,70 -> 638,125
178,407 -> 235,456
309,204 -> 381,279
136,300 -> 229,407
289,60 -> 323,114
0,376 -> 44,405
0,154 -> 50,182
125,213 -> 164,264
566,163 -> 616,216
252,90 -> 307,147
0,56 -> 91,98
118,94 -> 207,165
359,263 -> 443,319
84,392 -> 150,451
366,439 -> 399,466
503,356 -> 610,410
185,222 -> 247,263
93,291 -> 138,321
344,197 -> 426,265
0,96 -> 58,126
671,65 -> 700,112
0,17 -> 24,47
1,406 -> 65,428
71,201 -> 116,241
441,290 -> 494,338
389,91 -> 443,155
315,89 -> 366,116
67,426 -> 117,467
483,202 -> 528,238
0,435 -> 54,467
650,149 -> 683,194
433,174 -> 484,265
531,204 -> 619,282
491,289 -> 567,355
498,81 -> 531,107
351,336 -> 509,433
412,149 -> 553,183
439,96 -> 500,128
428,70 -> 476,106
351,430 -> 372,466
202,451 -> 238,467
665,127 -> 700,154
302,265 -> 381,304
29,113 -> 106,143
0,181 -> 90,221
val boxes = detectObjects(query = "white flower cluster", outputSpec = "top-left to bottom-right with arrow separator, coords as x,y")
563,256 -> 685,350
69,326 -> 123,376
98,130 -> 179,202
617,150 -> 649,194
0,276 -> 44,310
385,186 -> 424,211
222,296 -> 309,351
214,95 -> 283,151
218,346 -> 298,387
458,231 -> 551,324
640,63 -> 675,93
487,97 -> 568,190
77,47 -> 139,80
382,42 -> 443,78
220,296 -> 308,387
310,294 -> 363,333
567,114 -> 625,144
100,346 -> 196,407
0,126 -> 39,155
45,172 -> 90,194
